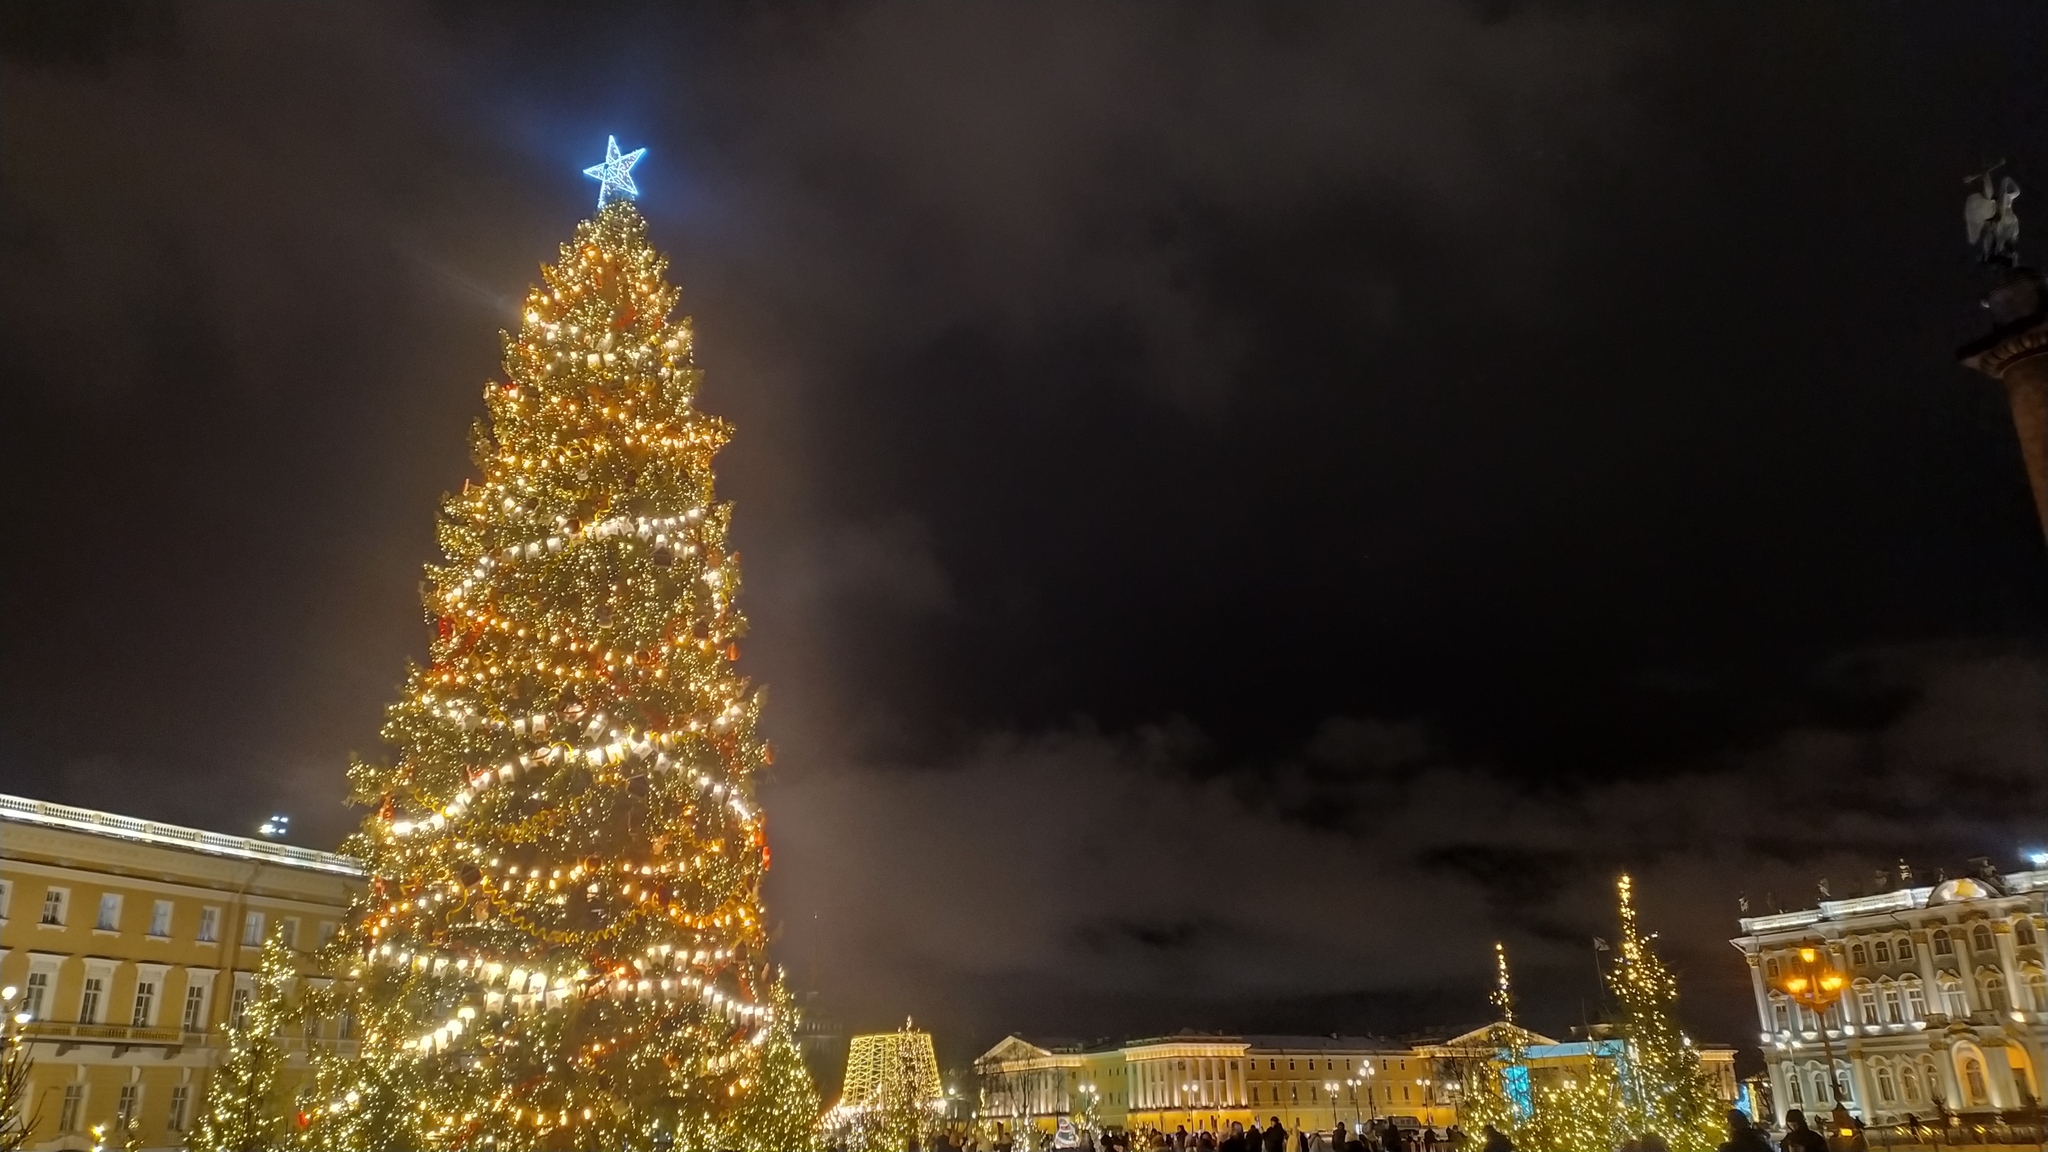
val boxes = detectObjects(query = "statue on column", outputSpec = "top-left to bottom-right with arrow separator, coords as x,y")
1965,162 -> 2022,265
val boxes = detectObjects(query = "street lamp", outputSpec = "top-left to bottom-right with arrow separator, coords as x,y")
1778,945 -> 1854,1132
1184,1081 -> 1201,1135
1345,1077 -> 1364,1130
1416,1077 -> 1432,1128
1360,1061 -> 1377,1122
1323,1082 -> 1340,1135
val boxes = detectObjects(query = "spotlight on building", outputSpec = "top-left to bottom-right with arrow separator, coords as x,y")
258,813 -> 291,839
2024,848 -> 2048,868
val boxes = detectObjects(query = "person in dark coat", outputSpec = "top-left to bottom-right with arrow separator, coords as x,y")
1778,1110 -> 1826,1152
1716,1110 -> 1772,1152
1263,1119 -> 1287,1152
1478,1125 -> 1514,1152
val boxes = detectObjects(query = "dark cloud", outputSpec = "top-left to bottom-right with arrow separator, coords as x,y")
4,1 -> 2048,1069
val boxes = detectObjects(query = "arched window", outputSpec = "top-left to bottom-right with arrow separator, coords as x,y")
1851,942 -> 1868,966
1982,972 -> 2009,1013
1812,1070 -> 1830,1106
1765,956 -> 1780,980
2025,970 -> 2047,1012
2018,919 -> 2039,947
1933,930 -> 1953,956
1904,978 -> 1928,1020
1897,935 -> 1915,962
1881,980 -> 1903,1023
1901,1063 -> 1920,1102
1874,939 -> 1893,964
1963,1057 -> 1989,1106
1972,924 -> 1996,954
1876,1062 -> 1898,1104
1786,1070 -> 1804,1106
1856,982 -> 1879,1025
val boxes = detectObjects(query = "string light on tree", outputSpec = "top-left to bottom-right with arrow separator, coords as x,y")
292,138 -> 818,1152
1450,880 -> 1725,1152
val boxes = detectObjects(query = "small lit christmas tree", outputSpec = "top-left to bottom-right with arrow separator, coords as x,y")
1452,944 -> 1538,1143
1607,875 -> 1724,1152
193,933 -> 296,1152
1455,882 -> 1724,1152
0,985 -> 40,1152
305,141 -> 817,1151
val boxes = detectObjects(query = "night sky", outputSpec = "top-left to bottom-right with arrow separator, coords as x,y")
4,2 -> 2047,1068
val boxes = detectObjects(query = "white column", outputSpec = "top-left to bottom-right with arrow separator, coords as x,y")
1745,954 -> 1773,1035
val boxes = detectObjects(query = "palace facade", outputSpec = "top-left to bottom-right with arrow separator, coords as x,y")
974,1028 -> 1737,1137
1729,860 -> 2047,1127
0,793 -> 361,1151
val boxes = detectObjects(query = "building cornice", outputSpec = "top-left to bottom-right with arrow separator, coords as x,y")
0,793 -> 362,879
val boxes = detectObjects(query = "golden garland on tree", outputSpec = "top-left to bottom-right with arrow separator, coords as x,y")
302,178 -> 819,1150
1453,879 -> 1725,1152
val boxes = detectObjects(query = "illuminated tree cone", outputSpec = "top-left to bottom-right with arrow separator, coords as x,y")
1455,881 -> 1723,1152
1607,875 -> 1723,1152
306,200 -> 818,1152
194,933 -> 295,1152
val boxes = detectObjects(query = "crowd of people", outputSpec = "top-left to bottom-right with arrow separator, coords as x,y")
907,1107 -> 1862,1152
1122,1118 -> 1473,1152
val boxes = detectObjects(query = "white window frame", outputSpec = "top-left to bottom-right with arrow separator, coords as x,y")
131,964 -> 168,1027
148,900 -> 173,939
40,887 -> 68,927
23,953 -> 63,1020
197,905 -> 220,943
168,1084 -> 190,1132
181,968 -> 216,1034
116,1082 -> 140,1125
95,892 -> 123,933
0,877 -> 12,923
59,1084 -> 84,1133
230,972 -> 255,1029
79,959 -> 117,1025
242,910 -> 265,947
281,916 -> 300,950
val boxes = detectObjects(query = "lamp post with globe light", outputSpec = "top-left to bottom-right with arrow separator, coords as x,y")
1778,944 -> 1856,1137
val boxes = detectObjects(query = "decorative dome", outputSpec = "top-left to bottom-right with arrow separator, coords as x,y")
1927,877 -> 1992,905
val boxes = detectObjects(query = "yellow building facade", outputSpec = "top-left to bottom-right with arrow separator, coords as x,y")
0,793 -> 360,1151
976,1032 -> 1447,1139
978,1027 -> 1737,1139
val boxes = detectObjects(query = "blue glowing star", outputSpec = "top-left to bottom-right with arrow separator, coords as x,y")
582,135 -> 647,207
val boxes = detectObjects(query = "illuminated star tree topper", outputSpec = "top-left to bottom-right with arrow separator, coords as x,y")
583,134 -> 648,207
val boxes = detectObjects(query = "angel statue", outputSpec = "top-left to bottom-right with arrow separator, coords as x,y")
1965,162 -> 2021,265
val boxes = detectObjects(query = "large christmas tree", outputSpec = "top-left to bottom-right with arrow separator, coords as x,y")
306,149 -> 818,1151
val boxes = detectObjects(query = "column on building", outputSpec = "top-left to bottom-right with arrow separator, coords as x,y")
1914,926 -> 1943,1017
1745,954 -> 1773,1038
1844,1040 -> 1876,1121
1933,1039 -> 1966,1108
1978,1043 -> 2019,1109
1765,1057 -> 1793,1126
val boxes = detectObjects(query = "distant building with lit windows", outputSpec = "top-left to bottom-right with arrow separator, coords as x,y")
0,793 -> 360,1151
1730,859 -> 2047,1127
976,1031 -> 1499,1138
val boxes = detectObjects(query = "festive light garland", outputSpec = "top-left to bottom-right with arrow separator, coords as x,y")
285,173 -> 817,1151
1453,879 -> 1726,1152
